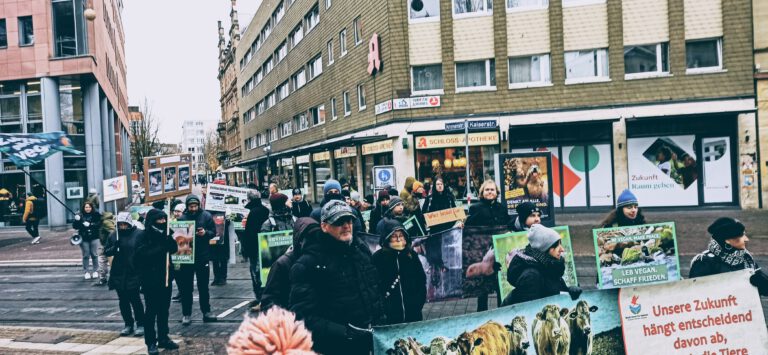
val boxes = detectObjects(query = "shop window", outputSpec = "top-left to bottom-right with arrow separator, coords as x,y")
331,97 -> 337,120
411,64 -> 444,94
52,0 -> 88,57
564,48 -> 609,83
456,59 -> 496,92
340,29 -> 347,56
290,23 -> 304,48
304,5 -> 320,33
416,144 -> 499,200
410,0 -> 440,21
357,85 -> 366,110
0,96 -> 22,126
453,0 -> 493,16
508,54 -> 551,88
624,43 -> 669,78
343,91 -> 351,116
18,16 -> 34,46
686,38 -> 722,72
507,0 -> 548,11
353,17 -> 363,45
308,55 -> 323,81
0,19 -> 7,48
327,39 -> 334,65
0,172 -> 29,226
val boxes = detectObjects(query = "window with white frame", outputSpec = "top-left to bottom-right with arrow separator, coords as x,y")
305,5 -> 320,33
357,84 -> 367,110
686,38 -> 722,71
508,54 -> 551,86
564,48 -> 609,82
507,0 -> 548,10
294,113 -> 310,131
261,19 -> 272,39
562,0 -> 604,7
243,108 -> 253,123
343,91 -> 351,116
275,41 -> 288,63
281,121 -> 292,137
340,29 -> 348,56
292,68 -> 307,91
290,23 -> 304,48
327,40 -> 335,64
245,49 -> 252,65
245,137 -> 255,150
456,59 -> 496,91
247,78 -> 254,93
273,1 -> 285,23
453,0 -> 493,16
264,56 -> 274,74
265,92 -> 276,109
308,55 -> 323,80
624,43 -> 669,76
410,0 -> 440,21
257,100 -> 265,115
255,69 -> 263,84
277,81 -> 290,101
354,17 -> 363,45
257,133 -> 265,146
411,64 -> 444,94
310,105 -> 326,125
269,128 -> 278,142
326,0 -> 332,9
331,97 -> 337,119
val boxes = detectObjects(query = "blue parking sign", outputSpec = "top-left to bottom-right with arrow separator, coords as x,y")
372,165 -> 396,190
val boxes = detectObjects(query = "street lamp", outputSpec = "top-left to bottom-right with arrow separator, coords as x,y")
264,145 -> 272,188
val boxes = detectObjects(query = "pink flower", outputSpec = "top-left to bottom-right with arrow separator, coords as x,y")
227,307 -> 315,355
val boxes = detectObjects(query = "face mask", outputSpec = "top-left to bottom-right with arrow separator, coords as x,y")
151,224 -> 167,234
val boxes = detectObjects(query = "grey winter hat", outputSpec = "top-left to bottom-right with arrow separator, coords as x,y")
320,200 -> 356,225
527,224 -> 561,253
386,196 -> 404,214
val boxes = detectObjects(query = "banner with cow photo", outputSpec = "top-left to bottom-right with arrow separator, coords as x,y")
170,220 -> 195,264
412,227 -> 464,302
373,289 -> 622,355
621,270 -> 768,354
593,222 -> 680,289
258,230 -> 293,282
493,226 -> 578,305
462,225 -> 509,297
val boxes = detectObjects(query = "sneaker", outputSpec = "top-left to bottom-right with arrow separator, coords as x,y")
134,326 -> 144,337
30,237 -> 41,244
91,271 -> 99,279
147,344 -> 159,355
181,315 -> 191,326
158,339 -> 179,350
84,272 -> 91,280
119,326 -> 133,336
203,312 -> 217,323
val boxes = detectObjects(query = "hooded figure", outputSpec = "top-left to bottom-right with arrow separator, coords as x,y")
178,194 -> 218,324
372,219 -> 427,324
263,193 -> 294,232
105,212 -> 145,337
503,225 -> 581,306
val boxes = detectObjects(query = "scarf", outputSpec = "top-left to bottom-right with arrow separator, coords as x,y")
524,245 -> 565,277
707,239 -> 756,269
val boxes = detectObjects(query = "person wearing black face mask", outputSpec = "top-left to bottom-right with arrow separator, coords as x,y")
134,209 -> 179,355
177,195 -> 217,325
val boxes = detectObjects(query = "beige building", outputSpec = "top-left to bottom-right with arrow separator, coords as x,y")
217,0 -> 244,184
235,0 -> 758,209
755,0 -> 768,209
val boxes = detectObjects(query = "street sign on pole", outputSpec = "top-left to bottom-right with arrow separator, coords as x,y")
445,120 -> 498,132
372,165 -> 396,191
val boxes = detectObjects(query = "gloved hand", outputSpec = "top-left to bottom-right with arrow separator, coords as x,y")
493,262 -> 502,272
83,221 -> 90,227
749,269 -> 768,296
346,323 -> 373,347
567,286 -> 583,300
74,214 -> 81,221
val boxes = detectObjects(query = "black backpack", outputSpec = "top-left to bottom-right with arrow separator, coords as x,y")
32,197 -> 47,219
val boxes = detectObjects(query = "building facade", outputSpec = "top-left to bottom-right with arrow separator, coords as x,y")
235,0 -> 759,209
0,0 -> 131,227
181,120 -> 206,178
755,0 -> 768,208
217,1 -> 246,185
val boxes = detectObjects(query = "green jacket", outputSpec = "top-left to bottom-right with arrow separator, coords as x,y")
101,212 -> 115,244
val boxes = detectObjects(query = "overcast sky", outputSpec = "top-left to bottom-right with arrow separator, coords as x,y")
123,0 -> 261,144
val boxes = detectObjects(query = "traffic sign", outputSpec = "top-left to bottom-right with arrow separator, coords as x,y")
445,120 -> 498,132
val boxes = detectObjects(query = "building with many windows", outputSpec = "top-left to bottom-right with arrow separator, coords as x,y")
181,120 -> 206,178
235,0 -> 759,209
217,0 -> 246,186
755,0 -> 768,208
0,0 -> 131,227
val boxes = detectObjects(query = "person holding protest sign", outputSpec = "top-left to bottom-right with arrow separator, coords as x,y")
511,202 -> 541,232
242,191 -> 270,308
261,217 -> 317,312
104,213 -> 144,337
291,188 -> 312,219
134,209 -> 179,354
422,177 -> 461,234
401,178 -> 427,232
178,195 -> 217,325
73,201 -> 102,280
503,224 -> 583,306
373,219 -> 426,324
289,200 -> 384,355
690,217 -> 768,295
600,189 -> 646,227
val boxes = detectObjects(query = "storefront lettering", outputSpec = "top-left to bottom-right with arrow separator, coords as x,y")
362,140 -> 393,155
416,132 -> 499,149
313,152 -> 330,161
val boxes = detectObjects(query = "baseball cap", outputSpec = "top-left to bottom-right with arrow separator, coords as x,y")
320,200 -> 356,225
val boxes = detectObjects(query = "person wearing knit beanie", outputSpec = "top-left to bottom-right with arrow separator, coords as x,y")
600,189 -> 646,227
512,202 -> 541,232
385,196 -> 404,217
269,193 -> 289,212
323,179 -> 342,196
616,189 -> 638,208
369,191 -> 391,233
527,224 -> 562,255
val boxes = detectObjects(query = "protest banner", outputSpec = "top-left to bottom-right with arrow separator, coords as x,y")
169,220 -> 195,264
102,175 -> 128,203
412,227 -> 463,302
403,215 -> 425,237
593,222 -> 680,289
424,207 -> 466,228
493,226 -> 578,304
497,152 -> 555,226
620,270 -> 768,353
462,225 -> 508,297
373,289 -> 623,355
258,230 -> 293,282
0,131 -> 83,167
206,184 -> 257,230
143,154 -> 192,203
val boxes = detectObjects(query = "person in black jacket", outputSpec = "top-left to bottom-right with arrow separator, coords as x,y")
510,202 -> 541,232
177,194 -> 217,325
503,224 -> 582,306
289,200 -> 384,355
261,217 -> 316,312
422,177 -> 460,234
105,213 -> 145,337
134,209 -> 179,354
73,201 -> 102,280
369,190 -> 390,233
310,179 -> 366,235
373,219 -> 426,324
291,188 -> 312,219
241,191 -> 269,307
689,217 -> 768,295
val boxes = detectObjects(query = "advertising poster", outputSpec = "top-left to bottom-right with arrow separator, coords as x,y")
148,169 -> 162,196
701,137 -> 732,203
412,227 -> 463,302
621,270 -> 768,353
178,166 -> 191,191
163,166 -> 177,193
497,152 -> 555,225
373,289 -> 623,355
462,225 -> 508,297
627,135 -> 699,206
493,226 -> 578,304
170,220 -> 195,264
258,230 -> 293,282
593,222 -> 680,289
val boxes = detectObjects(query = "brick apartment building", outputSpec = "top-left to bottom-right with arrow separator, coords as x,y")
0,0 -> 131,227
234,0 -> 759,210
217,1 -> 245,186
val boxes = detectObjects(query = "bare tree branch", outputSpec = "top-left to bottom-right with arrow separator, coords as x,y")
203,130 -> 222,175
130,98 -> 161,172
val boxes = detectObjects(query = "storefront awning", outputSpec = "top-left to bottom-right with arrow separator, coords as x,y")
222,166 -> 249,173
236,134 -> 389,166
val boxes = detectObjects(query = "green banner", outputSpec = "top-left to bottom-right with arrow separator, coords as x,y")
403,215 -> 425,236
258,230 -> 293,282
170,220 -> 195,264
593,222 -> 680,289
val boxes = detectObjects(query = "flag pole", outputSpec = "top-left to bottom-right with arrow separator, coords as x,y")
19,165 -> 77,216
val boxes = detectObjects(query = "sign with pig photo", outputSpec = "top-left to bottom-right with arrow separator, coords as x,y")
593,222 -> 680,289
170,220 -> 195,264
462,225 -> 509,297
